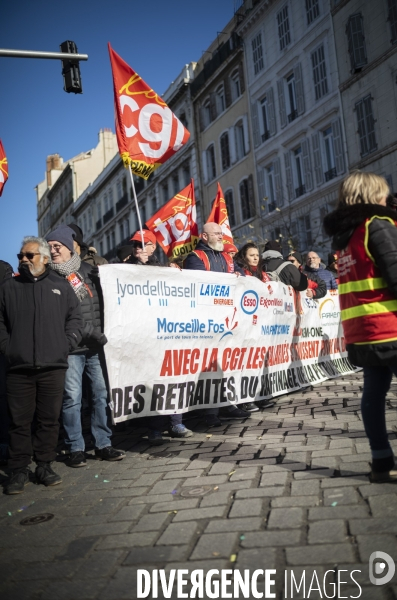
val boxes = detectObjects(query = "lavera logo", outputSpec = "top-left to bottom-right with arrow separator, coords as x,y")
198,282 -> 235,306
240,290 -> 258,315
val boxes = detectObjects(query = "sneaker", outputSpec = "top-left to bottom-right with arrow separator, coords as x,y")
255,400 -> 275,409
205,415 -> 222,428
5,468 -> 31,495
169,424 -> 193,438
68,451 -> 87,468
95,447 -> 126,461
221,407 -> 251,420
148,431 -> 164,446
35,462 -> 62,486
241,402 -> 259,412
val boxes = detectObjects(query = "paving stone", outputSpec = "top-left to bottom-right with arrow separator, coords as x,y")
206,516 -> 263,533
108,504 -> 146,522
40,578 -> 107,600
162,469 -> 204,479
309,505 -> 370,520
359,483 -> 397,498
241,530 -> 302,547
131,494 -> 174,505
368,493 -> 397,517
311,448 -> 353,457
235,547 -> 276,570
320,476 -> 369,488
123,545 -> 188,564
200,491 -> 233,507
260,472 -> 289,486
189,532 -> 238,560
286,544 -> 356,565
271,496 -> 320,508
308,520 -> 347,544
267,507 -> 304,529
323,487 -> 360,506
131,512 -> 170,532
96,531 -> 158,549
149,499 -> 199,513
291,479 -> 320,496
172,506 -> 226,522
74,550 -> 124,579
235,487 -> 285,498
149,479 -> 183,494
229,468 -> 258,481
208,462 -> 236,475
181,475 -> 228,487
79,522 -> 131,537
229,498 -> 263,518
156,521 -> 199,545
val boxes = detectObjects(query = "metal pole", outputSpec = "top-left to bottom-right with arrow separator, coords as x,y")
128,165 -> 145,248
0,49 -> 88,61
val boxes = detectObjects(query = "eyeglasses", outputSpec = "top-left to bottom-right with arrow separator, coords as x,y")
17,252 -> 41,260
48,244 -> 63,252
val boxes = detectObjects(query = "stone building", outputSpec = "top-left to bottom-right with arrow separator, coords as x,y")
236,0 -> 348,256
332,0 -> 397,187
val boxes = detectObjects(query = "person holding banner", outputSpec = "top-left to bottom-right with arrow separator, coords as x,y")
324,171 -> 397,482
262,241 -> 308,291
235,243 -> 270,283
287,252 -> 327,300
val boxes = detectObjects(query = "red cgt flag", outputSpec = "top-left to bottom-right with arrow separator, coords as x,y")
207,182 -> 233,244
146,180 -> 199,259
0,140 -> 9,197
108,44 -> 190,180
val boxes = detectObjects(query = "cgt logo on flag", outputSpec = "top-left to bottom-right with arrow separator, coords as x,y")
0,140 -> 9,197
146,180 -> 199,259
108,44 -> 190,180
207,182 -> 233,244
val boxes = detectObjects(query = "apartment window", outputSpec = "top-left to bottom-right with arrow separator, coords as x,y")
124,219 -> 129,239
286,74 -> 298,122
235,121 -> 245,161
306,0 -> 319,25
311,45 -> 328,100
215,85 -> 225,116
183,165 -> 190,187
104,193 -> 109,213
119,222 -> 124,241
99,241 -> 104,256
140,203 -> 147,225
298,215 -> 313,248
220,132 -> 231,171
355,95 -> 377,156
260,96 -> 270,142
106,234 -> 111,252
202,98 -> 211,128
252,33 -> 264,75
206,144 -> 216,181
111,231 -> 116,249
162,183 -> 169,204
151,197 -> 157,214
122,177 -> 127,196
266,165 -> 277,212
277,5 -> 291,51
179,112 -> 188,128
83,213 -> 87,235
346,14 -> 367,71
224,189 -> 236,227
240,179 -> 252,221
388,0 -> 397,43
322,127 -> 337,181
294,147 -> 306,198
230,69 -> 241,101
172,175 -> 179,196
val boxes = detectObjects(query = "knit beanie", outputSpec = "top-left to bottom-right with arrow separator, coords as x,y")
46,225 -> 75,252
288,251 -> 303,265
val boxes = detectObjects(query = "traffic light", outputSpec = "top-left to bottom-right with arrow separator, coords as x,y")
60,40 -> 82,94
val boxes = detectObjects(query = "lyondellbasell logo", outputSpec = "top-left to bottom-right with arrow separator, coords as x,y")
369,551 -> 395,585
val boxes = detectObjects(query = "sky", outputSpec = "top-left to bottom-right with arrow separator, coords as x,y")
0,0 -> 236,271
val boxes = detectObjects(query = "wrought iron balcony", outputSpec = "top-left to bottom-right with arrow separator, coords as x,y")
96,218 -> 102,231
261,130 -> 270,143
268,202 -> 276,212
103,207 -> 114,224
324,167 -> 337,182
295,185 -> 306,199
288,109 -> 298,123
116,193 -> 128,212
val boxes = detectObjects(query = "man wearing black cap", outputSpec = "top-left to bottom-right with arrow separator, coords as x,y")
262,241 -> 308,291
46,225 -> 125,467
288,252 -> 327,299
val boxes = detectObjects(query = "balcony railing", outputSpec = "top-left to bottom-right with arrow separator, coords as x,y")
103,207 -> 114,224
261,130 -> 270,143
288,109 -> 298,123
96,218 -> 102,231
116,193 -> 128,212
295,185 -> 306,199
268,202 -> 276,213
324,167 -> 337,182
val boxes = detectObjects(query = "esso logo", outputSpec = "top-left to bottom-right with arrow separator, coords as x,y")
241,290 -> 259,315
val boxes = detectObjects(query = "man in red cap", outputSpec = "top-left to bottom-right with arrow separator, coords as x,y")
128,230 -> 159,266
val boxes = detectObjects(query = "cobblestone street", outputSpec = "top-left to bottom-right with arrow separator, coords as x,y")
1,371 -> 397,600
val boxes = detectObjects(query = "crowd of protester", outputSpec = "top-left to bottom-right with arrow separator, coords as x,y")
3,170 -> 397,492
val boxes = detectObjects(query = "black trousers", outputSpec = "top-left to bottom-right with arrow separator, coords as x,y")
6,368 -> 66,470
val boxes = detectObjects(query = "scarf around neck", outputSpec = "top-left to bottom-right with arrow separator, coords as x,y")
50,252 -> 89,302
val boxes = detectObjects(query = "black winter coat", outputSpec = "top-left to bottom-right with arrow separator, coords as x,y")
0,266 -> 83,370
262,251 -> 308,291
183,240 -> 245,275
52,261 -> 106,354
304,271 -> 327,299
324,203 -> 397,367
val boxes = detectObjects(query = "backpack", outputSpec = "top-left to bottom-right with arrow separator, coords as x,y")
265,260 -> 291,282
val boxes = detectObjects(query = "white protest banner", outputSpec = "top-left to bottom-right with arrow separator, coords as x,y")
99,265 -> 355,423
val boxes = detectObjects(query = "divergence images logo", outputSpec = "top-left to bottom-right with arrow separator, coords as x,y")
241,290 -> 258,315
369,551 -> 395,586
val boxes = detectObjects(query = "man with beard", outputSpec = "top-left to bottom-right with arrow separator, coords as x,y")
0,237 -> 83,494
184,223 -> 248,426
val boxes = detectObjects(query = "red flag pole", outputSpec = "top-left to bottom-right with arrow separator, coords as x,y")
128,164 -> 145,248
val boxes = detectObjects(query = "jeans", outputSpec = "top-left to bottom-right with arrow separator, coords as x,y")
6,368 -> 65,469
361,365 -> 397,459
63,351 -> 112,452
148,413 -> 181,432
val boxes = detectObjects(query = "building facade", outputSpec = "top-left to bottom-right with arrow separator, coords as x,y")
332,0 -> 397,187
236,0 -> 348,256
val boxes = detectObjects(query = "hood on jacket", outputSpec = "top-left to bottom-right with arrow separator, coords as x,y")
324,203 -> 397,251
262,250 -> 283,261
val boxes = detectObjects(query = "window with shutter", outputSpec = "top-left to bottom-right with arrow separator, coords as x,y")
206,144 -> 217,181
235,121 -> 246,160
224,77 -> 232,108
293,147 -> 306,198
311,45 -> 328,100
277,5 -> 291,51
251,102 -> 261,148
306,0 -> 319,25
267,87 -> 276,136
248,175 -> 256,218
322,126 -> 336,181
294,63 -> 305,115
266,164 -> 276,212
210,93 -> 217,121
238,61 -> 245,93
355,95 -> 377,156
302,139 -> 313,192
242,115 -> 250,154
260,96 -> 270,142
229,127 -> 237,164
215,85 -> 226,115
277,79 -> 287,128
172,175 -> 179,196
257,167 -> 266,214
230,69 -> 241,103
225,189 -> 236,227
220,132 -> 231,171
240,179 -> 252,221
284,152 -> 294,202
346,14 -> 367,71
311,132 -> 324,186
273,157 -> 283,207
331,118 -> 345,176
388,0 -> 397,43
252,33 -> 264,75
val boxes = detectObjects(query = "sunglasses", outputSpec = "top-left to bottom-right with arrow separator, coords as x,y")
17,252 -> 41,260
